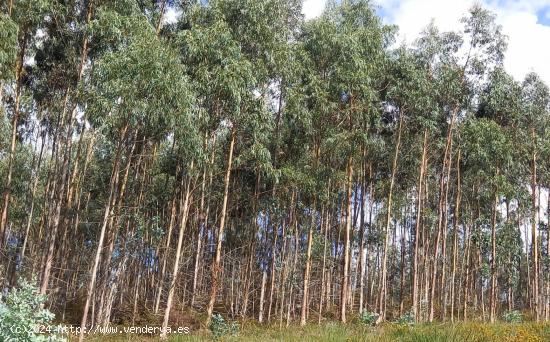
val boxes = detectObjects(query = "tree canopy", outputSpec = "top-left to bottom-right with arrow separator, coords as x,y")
1,0 -> 550,333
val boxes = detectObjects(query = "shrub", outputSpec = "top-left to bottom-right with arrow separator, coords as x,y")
394,311 -> 415,325
0,278 -> 65,342
209,313 -> 239,339
359,311 -> 379,325
502,310 -> 522,323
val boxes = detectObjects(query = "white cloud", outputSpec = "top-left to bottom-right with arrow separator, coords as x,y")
383,0 -> 472,40
497,8 -> 550,85
487,0 -> 550,13
163,7 -> 181,25
302,0 -> 550,85
375,0 -> 550,85
303,0 -> 327,20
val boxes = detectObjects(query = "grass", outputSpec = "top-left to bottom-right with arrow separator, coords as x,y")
75,322 -> 550,342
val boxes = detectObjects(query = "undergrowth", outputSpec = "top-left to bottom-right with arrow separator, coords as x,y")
78,322 -> 550,342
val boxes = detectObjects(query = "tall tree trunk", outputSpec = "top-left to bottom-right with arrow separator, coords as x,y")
154,196 -> 178,313
412,129 -> 428,321
547,189 -> 550,320
20,127 -> 46,261
0,29 -> 28,246
156,0 -> 167,34
191,134 -> 216,307
531,129 -> 539,321
319,207 -> 330,324
490,169 -> 499,323
429,108 -> 456,322
450,150 -> 461,322
463,221 -> 471,320
206,129 -> 236,326
78,125 -> 128,342
358,157 -> 368,314
301,198 -> 316,326
378,114 -> 403,321
340,157 -> 354,323
39,89 -> 74,295
160,165 -> 194,339
258,270 -> 268,323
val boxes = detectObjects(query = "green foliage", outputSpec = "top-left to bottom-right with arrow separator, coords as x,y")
10,0 -> 54,28
394,311 -> 415,325
502,310 -> 523,323
0,278 -> 65,342
461,117 -> 513,191
497,221 -> 522,289
207,0 -> 299,78
359,311 -> 379,325
209,313 -> 239,339
310,228 -> 326,261
522,72 -> 550,130
1,0 -> 550,331
85,29 -> 198,158
0,14 -> 18,82
461,4 -> 507,73
88,7 -> 154,52
478,68 -> 523,125
180,9 -> 256,125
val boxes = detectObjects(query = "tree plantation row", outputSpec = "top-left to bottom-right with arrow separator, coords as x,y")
1,0 -> 550,339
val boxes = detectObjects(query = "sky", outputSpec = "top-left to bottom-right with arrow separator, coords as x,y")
302,0 -> 550,86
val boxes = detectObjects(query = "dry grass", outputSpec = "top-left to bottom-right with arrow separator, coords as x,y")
70,322 -> 550,342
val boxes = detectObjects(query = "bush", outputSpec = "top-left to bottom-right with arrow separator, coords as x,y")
209,313 -> 239,339
502,310 -> 522,323
0,278 -> 65,342
394,311 -> 415,325
359,311 -> 379,325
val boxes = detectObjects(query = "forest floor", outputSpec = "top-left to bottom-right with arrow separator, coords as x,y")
77,322 -> 550,341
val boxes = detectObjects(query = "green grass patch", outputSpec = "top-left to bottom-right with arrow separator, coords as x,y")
73,322 -> 550,341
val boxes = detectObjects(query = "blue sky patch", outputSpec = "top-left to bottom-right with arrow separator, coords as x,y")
536,6 -> 550,26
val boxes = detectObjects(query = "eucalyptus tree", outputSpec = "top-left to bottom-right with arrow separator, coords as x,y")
470,67 -> 524,320
0,12 -> 17,110
378,46 -> 439,321
27,0 -> 99,297
78,4 -> 196,338
178,0 -> 298,326
0,0 -> 53,251
411,22 -> 462,322
460,116 -> 513,322
0,0 -> 91,295
410,4 -> 507,321
299,0 -> 394,322
0,12 -> 18,273
520,72 -> 550,320
1,0 -> 550,332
